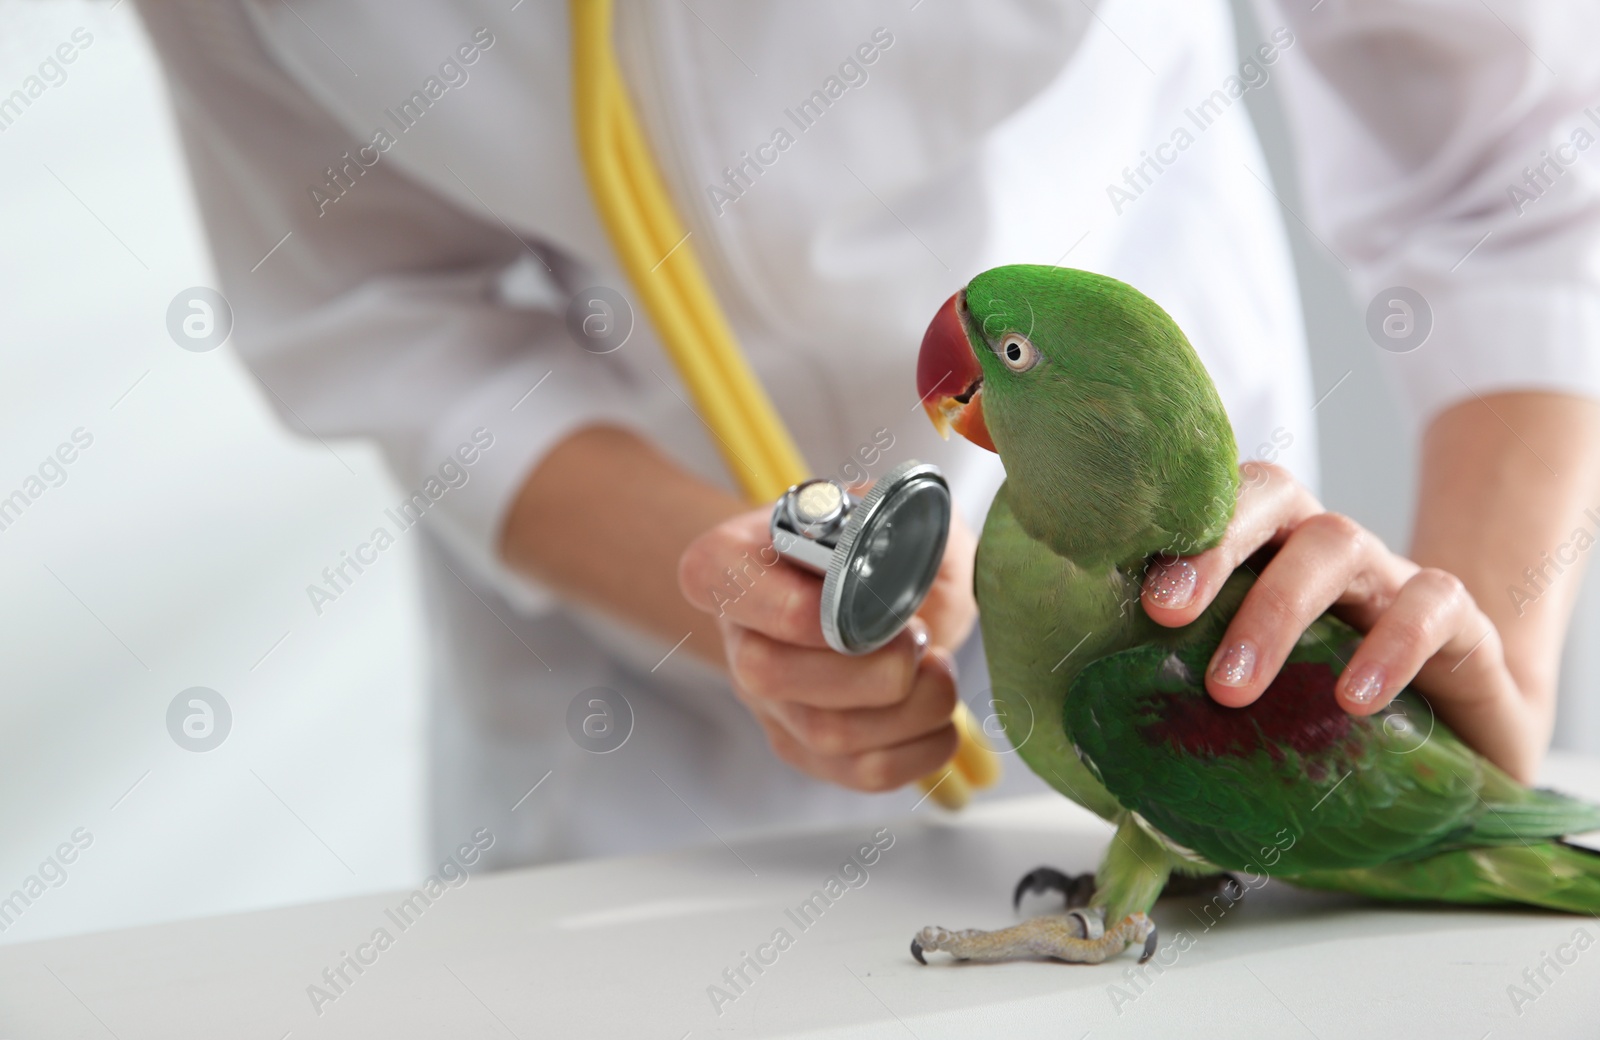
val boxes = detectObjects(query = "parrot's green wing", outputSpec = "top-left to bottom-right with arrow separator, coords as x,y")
1064,615 -> 1600,876
908,265 -> 1600,965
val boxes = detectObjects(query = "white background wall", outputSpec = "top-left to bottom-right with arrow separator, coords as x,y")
0,1 -> 428,946
1,0 -> 1596,947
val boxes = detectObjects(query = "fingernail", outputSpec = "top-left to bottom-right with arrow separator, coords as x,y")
1343,663 -> 1385,705
908,618 -> 930,662
1144,558 -> 1197,609
1210,641 -> 1257,688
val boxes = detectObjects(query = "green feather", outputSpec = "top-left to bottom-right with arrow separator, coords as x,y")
1290,843 -> 1600,914
965,263 -> 1600,919
1066,614 -> 1600,875
967,265 -> 1238,568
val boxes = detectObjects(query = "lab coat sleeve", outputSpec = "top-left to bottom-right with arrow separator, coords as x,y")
137,1 -> 644,609
1260,0 -> 1600,423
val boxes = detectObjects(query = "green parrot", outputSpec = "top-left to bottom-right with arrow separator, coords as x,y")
908,264 -> 1600,966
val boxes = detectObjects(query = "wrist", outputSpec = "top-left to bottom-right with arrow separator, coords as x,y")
502,424 -> 741,662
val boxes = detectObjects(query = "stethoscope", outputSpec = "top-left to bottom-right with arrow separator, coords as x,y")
571,0 -> 990,804
770,462 -> 952,656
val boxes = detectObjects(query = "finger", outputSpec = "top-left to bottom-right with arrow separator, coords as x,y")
723,619 -> 929,710
757,711 -> 961,793
1142,462 -> 1322,628
764,652 -> 959,757
1335,567 -> 1509,715
679,511 -> 830,649
1203,511 -> 1408,707
919,508 -> 979,651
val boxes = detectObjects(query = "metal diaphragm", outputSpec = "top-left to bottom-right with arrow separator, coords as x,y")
770,460 -> 951,655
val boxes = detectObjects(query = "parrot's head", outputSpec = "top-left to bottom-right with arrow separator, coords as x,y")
918,264 -> 1239,568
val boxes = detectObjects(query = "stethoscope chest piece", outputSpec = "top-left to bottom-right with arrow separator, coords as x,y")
770,460 -> 951,656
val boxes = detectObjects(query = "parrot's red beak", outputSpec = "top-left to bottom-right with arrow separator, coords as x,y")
917,290 -> 996,452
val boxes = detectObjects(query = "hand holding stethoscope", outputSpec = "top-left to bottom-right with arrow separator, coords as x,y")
678,470 -> 982,795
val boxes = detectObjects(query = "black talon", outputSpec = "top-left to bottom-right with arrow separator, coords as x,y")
1012,866 -> 1096,911
911,938 -> 927,965
1139,924 -> 1159,964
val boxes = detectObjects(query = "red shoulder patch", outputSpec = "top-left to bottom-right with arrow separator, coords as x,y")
1140,660 -> 1352,761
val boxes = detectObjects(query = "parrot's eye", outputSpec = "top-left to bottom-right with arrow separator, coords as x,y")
997,333 -> 1040,373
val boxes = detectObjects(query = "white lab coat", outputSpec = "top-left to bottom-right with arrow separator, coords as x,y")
136,0 -> 1600,868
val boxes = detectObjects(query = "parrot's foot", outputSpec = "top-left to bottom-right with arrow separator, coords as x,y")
911,910 -> 1156,965
1012,866 -> 1097,911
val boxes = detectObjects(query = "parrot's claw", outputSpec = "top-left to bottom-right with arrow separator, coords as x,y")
1012,866 -> 1097,911
911,911 -> 1154,965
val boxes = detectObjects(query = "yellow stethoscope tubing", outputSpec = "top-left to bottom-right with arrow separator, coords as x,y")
570,0 -> 998,805
572,0 -> 804,500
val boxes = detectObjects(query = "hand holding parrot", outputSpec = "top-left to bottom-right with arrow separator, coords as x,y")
1140,460 -> 1541,783
908,265 -> 1600,967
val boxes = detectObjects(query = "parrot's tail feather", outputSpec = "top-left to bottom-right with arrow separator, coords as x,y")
1287,841 -> 1600,915
1464,787 -> 1600,844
